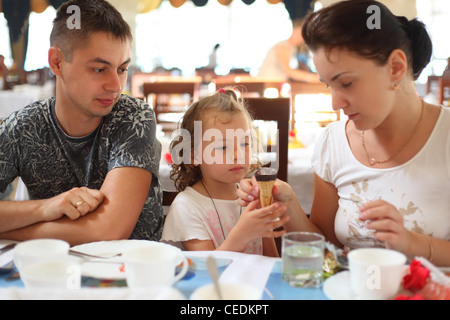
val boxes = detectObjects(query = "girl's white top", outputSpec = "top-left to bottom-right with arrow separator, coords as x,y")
162,187 -> 263,254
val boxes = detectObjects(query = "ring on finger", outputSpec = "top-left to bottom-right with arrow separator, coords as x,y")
75,200 -> 84,209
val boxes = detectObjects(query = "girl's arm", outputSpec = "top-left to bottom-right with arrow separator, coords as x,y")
182,201 -> 288,255
237,176 -> 323,235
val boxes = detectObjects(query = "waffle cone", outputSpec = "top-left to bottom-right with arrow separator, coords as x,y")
258,180 -> 275,207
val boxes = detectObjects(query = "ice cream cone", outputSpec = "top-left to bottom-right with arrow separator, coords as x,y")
255,168 -> 277,208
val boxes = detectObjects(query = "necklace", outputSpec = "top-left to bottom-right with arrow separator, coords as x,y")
361,100 -> 424,166
200,179 -> 241,241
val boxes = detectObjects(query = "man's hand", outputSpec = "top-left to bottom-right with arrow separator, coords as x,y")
40,187 -> 104,222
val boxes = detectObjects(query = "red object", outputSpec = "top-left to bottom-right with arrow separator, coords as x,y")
403,260 -> 430,290
164,152 -> 172,163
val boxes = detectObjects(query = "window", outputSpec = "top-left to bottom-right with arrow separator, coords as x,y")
135,0 -> 292,75
416,0 -> 450,81
0,6 -> 56,71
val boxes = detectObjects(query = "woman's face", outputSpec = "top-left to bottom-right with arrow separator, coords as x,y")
312,47 -> 396,131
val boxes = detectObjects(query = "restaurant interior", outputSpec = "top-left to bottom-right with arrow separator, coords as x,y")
0,0 -> 449,300
1,0 -> 448,211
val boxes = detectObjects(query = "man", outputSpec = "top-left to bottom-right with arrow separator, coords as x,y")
0,0 -> 163,245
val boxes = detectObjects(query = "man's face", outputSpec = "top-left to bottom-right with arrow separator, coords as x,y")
57,32 -> 131,119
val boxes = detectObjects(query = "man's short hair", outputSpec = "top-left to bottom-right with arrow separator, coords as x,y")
50,0 -> 132,61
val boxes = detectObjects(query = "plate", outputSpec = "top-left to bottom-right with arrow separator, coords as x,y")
323,271 -> 356,300
72,240 -> 179,280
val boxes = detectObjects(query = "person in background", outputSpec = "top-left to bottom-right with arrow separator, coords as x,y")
0,0 -> 163,245
0,55 -> 8,78
162,88 -> 288,256
238,0 -> 450,266
207,43 -> 220,69
258,19 -> 319,83
0,55 -> 9,90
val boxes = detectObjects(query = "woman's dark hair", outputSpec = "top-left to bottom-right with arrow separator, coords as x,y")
302,0 -> 432,80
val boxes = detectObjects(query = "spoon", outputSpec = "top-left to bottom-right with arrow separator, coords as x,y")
206,256 -> 223,300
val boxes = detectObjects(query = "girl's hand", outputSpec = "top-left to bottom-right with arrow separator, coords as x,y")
228,200 -> 288,248
359,199 -> 413,253
237,176 -> 295,208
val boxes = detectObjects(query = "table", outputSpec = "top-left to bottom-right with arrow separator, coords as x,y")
0,241 -> 328,300
0,84 -> 52,119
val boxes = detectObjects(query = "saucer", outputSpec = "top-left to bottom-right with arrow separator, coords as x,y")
323,271 -> 356,300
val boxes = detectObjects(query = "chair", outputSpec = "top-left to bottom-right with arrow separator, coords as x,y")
142,76 -> 202,133
244,97 -> 290,182
214,75 -> 284,98
437,70 -> 450,105
163,190 -> 178,207
195,67 -> 218,84
289,81 -> 332,130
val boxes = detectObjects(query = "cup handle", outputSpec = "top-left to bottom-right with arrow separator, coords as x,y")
173,254 -> 188,284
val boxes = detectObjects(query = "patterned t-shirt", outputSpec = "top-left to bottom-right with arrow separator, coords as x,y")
0,94 -> 163,241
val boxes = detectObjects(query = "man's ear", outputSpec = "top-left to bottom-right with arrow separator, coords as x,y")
387,49 -> 408,84
48,47 -> 64,76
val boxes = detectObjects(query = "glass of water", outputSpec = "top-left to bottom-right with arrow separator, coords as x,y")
282,232 -> 325,288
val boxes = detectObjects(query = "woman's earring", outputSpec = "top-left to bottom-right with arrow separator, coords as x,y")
393,83 -> 400,91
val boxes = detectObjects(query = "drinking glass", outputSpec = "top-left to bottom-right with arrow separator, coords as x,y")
282,232 -> 325,288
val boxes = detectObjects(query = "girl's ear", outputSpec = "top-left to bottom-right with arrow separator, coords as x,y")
387,49 -> 408,85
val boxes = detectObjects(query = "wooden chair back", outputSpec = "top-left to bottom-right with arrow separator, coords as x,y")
214,75 -> 283,97
142,76 -> 201,133
244,97 -> 290,182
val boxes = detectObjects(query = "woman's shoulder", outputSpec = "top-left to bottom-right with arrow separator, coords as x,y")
315,120 -> 347,147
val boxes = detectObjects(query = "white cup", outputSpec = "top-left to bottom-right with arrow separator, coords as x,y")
21,260 -> 81,289
14,239 -> 70,272
348,248 -> 407,300
190,283 -> 262,300
123,244 -> 188,288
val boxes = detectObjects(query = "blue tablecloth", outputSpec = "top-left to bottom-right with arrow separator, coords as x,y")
0,257 -> 328,300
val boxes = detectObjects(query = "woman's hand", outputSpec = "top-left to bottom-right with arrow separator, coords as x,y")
359,199 -> 414,253
237,176 -> 295,208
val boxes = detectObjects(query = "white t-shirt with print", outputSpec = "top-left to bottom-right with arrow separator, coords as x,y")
311,107 -> 450,249
162,187 -> 263,254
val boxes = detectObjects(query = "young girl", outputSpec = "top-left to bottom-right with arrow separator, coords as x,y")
161,88 -> 288,256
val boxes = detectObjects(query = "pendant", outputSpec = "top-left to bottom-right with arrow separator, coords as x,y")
369,158 -> 378,166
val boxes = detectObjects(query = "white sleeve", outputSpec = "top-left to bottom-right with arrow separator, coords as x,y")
311,124 -> 335,183
161,193 -> 212,244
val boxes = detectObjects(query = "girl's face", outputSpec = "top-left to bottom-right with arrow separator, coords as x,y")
197,111 -> 252,185
313,47 -> 396,131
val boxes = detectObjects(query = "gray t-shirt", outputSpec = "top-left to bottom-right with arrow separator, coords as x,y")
0,94 -> 163,240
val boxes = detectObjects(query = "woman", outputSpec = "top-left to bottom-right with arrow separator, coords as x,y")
238,0 -> 450,266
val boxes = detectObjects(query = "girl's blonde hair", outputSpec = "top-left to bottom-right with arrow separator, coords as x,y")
170,87 -> 257,192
